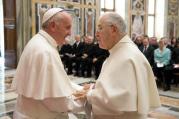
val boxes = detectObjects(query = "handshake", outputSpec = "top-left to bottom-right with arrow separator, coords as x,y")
73,83 -> 95,101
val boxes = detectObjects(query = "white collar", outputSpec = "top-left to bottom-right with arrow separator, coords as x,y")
38,30 -> 58,48
109,35 -> 134,54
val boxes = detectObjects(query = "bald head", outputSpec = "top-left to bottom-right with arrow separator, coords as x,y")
75,35 -> 81,42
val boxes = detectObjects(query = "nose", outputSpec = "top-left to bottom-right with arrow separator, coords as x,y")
95,32 -> 99,39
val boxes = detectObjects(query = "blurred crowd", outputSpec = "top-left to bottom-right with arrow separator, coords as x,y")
59,35 -> 109,79
133,35 -> 179,91
60,34 -> 179,91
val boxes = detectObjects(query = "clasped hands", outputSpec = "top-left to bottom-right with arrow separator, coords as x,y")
73,83 -> 94,101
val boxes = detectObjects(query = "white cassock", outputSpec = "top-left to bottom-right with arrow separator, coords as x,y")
12,30 -> 83,119
86,35 -> 161,119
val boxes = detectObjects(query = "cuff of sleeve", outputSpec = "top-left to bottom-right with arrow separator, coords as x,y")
71,82 -> 83,91
90,84 -> 95,89
86,89 -> 93,104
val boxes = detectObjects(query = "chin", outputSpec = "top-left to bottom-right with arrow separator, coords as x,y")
99,45 -> 106,49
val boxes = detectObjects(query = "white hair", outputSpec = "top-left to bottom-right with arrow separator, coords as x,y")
102,12 -> 127,33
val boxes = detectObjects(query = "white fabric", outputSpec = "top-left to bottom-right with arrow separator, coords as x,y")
12,30 -> 84,119
12,30 -> 76,99
13,95 -> 68,119
87,35 -> 160,118
42,96 -> 84,113
13,95 -> 83,119
42,8 -> 64,24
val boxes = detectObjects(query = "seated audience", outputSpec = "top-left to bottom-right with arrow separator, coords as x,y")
164,37 -> 173,52
92,41 -> 109,79
80,35 -> 95,77
139,36 -> 154,67
59,41 -> 73,74
171,39 -> 179,82
171,37 -> 177,49
134,35 -> 143,48
71,35 -> 85,76
172,39 -> 179,64
149,37 -> 158,49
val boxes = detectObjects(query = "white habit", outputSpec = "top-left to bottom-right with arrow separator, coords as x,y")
12,30 -> 83,119
86,35 -> 161,119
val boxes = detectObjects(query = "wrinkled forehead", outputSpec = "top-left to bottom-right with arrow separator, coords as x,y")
98,15 -> 107,26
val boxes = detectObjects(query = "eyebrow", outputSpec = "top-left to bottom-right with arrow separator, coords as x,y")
97,24 -> 102,27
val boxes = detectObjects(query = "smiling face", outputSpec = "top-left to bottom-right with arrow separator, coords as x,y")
52,12 -> 72,45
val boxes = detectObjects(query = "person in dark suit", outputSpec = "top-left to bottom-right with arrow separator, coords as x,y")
172,39 -> 179,64
170,37 -> 177,49
149,37 -> 158,49
80,35 -> 96,77
139,37 -> 154,67
92,42 -> 109,79
71,35 -> 85,76
59,41 -> 73,74
171,39 -> 179,83
164,37 -> 174,52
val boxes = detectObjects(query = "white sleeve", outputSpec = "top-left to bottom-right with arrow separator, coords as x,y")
70,82 -> 83,91
42,96 -> 84,113
84,99 -> 92,119
86,84 -> 95,104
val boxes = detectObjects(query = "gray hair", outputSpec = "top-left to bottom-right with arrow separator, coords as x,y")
102,12 -> 127,33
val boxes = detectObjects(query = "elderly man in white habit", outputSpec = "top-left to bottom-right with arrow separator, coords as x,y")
12,8 -> 86,119
74,12 -> 161,119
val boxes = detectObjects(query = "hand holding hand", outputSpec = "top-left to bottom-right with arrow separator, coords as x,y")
73,90 -> 87,101
83,83 -> 93,91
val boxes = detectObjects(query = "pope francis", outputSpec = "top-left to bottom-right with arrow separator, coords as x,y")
12,8 -> 84,119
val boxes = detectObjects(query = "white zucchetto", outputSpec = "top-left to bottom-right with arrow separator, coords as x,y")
42,8 -> 64,24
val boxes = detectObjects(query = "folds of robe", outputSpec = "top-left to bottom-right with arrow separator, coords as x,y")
87,35 -> 160,119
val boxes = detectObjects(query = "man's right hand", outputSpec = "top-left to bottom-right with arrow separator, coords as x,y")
73,90 -> 87,101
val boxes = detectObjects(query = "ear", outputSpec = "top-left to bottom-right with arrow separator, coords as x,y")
111,24 -> 118,33
49,21 -> 56,32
